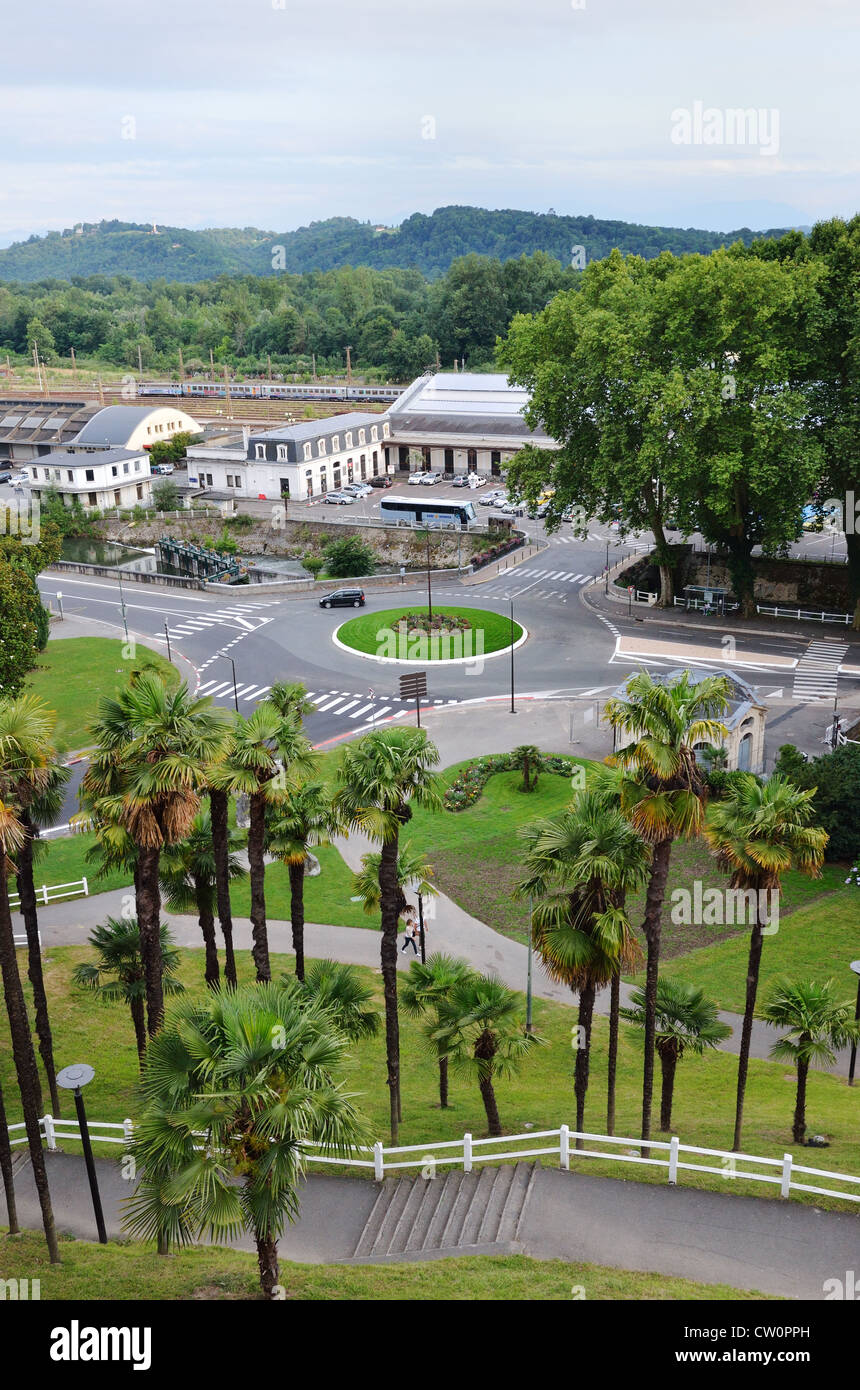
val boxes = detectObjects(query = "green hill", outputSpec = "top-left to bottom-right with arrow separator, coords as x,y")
0,208 -> 796,283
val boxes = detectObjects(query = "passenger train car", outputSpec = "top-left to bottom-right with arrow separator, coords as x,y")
138,380 -> 402,403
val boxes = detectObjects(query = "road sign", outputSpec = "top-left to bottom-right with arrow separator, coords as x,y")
400,671 -> 428,726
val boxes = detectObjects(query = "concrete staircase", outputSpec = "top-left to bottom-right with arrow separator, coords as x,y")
347,1162 -> 537,1264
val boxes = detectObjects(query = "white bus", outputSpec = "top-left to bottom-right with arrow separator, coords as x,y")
379,497 -> 478,529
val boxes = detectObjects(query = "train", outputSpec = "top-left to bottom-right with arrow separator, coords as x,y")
137,380 -> 403,404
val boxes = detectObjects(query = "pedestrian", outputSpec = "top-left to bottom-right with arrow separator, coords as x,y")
400,908 -> 419,954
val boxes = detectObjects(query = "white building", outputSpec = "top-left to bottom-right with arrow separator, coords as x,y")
186,413 -> 391,500
27,446 -> 152,511
72,404 -> 202,451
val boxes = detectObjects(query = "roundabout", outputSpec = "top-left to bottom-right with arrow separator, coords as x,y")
331,604 -> 528,666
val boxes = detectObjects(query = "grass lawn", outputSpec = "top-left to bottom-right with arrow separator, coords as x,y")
27,638 -> 179,751
653,892 -> 860,1014
0,1231 -> 771,1300
334,605 -> 523,658
4,946 -> 859,1213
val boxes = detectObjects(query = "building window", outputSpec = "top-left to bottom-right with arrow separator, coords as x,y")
345,433 -> 353,448
360,454 -> 366,480
88,492 -> 97,506
491,450 -> 502,476
398,446 -> 410,469
372,451 -> 378,476
67,470 -> 74,482
382,423 -> 390,438
111,465 -> 118,477
256,444 -> 266,460
136,484 -> 143,500
333,469 -> 341,489
85,469 -> 95,482
444,448 -> 454,473
331,436 -> 339,452
358,429 -> 366,446
303,442 -> 312,461
371,426 -> 378,443
277,445 -> 288,461
226,475 -> 233,488
280,478 -> 290,498
317,439 -> 326,456
467,448 -> 478,472
114,490 -> 122,505
43,468 -> 50,479
123,462 -> 129,475
134,459 -> 140,471
422,447 -> 431,467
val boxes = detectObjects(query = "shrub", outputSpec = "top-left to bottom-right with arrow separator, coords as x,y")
443,753 -> 577,811
152,479 -> 180,511
323,535 -> 377,578
302,555 -> 326,577
772,742 -> 860,860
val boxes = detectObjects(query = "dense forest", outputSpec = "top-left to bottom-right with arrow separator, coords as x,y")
0,205 -> 797,283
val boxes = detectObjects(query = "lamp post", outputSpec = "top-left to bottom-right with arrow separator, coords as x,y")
417,890 -> 426,964
117,573 -> 129,641
57,1063 -> 107,1244
526,895 -> 534,1033
848,961 -> 860,1085
164,621 -> 172,663
426,531 -> 433,619
509,599 -> 516,714
221,651 -> 239,711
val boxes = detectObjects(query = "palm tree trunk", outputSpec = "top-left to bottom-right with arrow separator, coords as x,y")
254,1228 -> 280,1299
377,829 -> 402,1143
607,972 -> 620,1136
477,1070 -> 502,1137
640,836 -> 673,1152
248,791 -> 270,982
733,916 -> 765,1151
438,1055 -> 449,1109
193,875 -> 220,989
16,820 -> 57,1115
659,1044 -> 678,1131
574,981 -> 595,1148
0,877 -> 59,1262
136,843 -> 164,1037
130,994 -> 147,1068
793,1057 -> 809,1145
209,788 -> 237,987
0,1076 -> 20,1234
288,860 -> 306,983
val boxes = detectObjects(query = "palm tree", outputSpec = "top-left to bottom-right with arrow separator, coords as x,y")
268,680 -> 318,721
159,807 -> 244,989
621,978 -> 731,1130
335,727 -> 442,1143
0,694 -> 67,1116
0,1076 -> 19,1234
350,839 -> 437,949
73,917 -> 184,1065
706,774 -> 828,1150
0,791 -> 59,1262
122,982 -> 368,1297
510,744 -> 542,793
282,959 -> 381,1041
601,669 -> 730,1147
265,777 -> 341,982
517,791 -> 648,1140
82,672 -> 228,1034
432,973 -> 540,1137
401,953 -> 474,1107
208,704 -> 313,983
202,718 -> 241,988
763,978 -> 860,1144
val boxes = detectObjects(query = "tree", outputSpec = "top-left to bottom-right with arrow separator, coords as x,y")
282,959 -> 381,1041
602,670 -> 730,1147
123,983 -> 368,1297
0,791 -> 59,1262
322,536 -> 377,578
73,917 -> 184,1066
25,315 -> 56,361
265,778 -> 340,982
335,727 -> 442,1143
152,479 -> 180,511
705,774 -> 828,1150
771,742 -> 860,862
517,791 -> 648,1139
432,974 -> 540,1136
159,807 -> 244,988
0,528 -> 61,698
763,978 -> 860,1144
0,1077 -> 20,1235
621,978 -> 730,1130
510,744 -> 542,793
82,672 -> 228,1035
401,953 -> 474,1108
208,703 -> 313,983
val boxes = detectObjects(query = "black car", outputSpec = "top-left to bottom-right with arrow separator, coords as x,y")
0,469 -> 11,484
319,588 -> 365,609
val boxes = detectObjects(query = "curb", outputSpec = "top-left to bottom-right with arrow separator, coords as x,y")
331,616 -> 530,667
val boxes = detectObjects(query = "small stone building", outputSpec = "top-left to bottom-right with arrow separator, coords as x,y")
610,668 -> 768,774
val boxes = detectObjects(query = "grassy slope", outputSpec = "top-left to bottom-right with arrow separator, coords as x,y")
334,606 -> 523,657
27,638 -> 179,751
0,1232 -> 771,1301
4,947 -> 859,1211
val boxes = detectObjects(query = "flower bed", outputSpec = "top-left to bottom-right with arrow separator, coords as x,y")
443,753 -> 579,811
399,610 -> 471,634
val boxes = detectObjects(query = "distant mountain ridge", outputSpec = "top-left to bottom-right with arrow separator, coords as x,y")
0,207 -> 798,283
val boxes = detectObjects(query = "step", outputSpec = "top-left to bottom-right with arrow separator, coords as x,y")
356,1178 -> 411,1258
476,1163 -> 517,1245
403,1172 -> 455,1254
352,1178 -> 396,1259
459,1165 -> 500,1246
438,1171 -> 482,1250
420,1170 -> 461,1252
384,1176 -> 431,1257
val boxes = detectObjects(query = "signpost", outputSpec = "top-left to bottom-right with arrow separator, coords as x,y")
399,671 -> 428,727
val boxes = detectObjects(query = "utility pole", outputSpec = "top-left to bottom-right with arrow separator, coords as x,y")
209,348 -> 215,378
426,531 -> 433,620
178,345 -> 185,382
223,366 -> 231,417
97,374 -> 105,407
312,352 -> 317,381
32,341 -> 42,393
267,353 -> 272,381
70,346 -> 77,382
509,599 -> 516,713
137,344 -> 143,377
346,345 -> 352,386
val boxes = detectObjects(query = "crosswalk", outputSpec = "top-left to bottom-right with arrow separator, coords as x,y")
792,640 -> 849,702
165,602 -> 277,641
479,566 -> 597,601
194,680 -> 461,727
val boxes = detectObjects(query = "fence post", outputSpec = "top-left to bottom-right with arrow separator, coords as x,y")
373,1140 -> 384,1182
780,1152 -> 793,1199
43,1114 -> 57,1151
123,1117 -> 134,1146
668,1135 -> 680,1185
463,1132 -> 472,1174
82,876 -> 88,897
560,1124 -> 570,1171
42,884 -> 49,905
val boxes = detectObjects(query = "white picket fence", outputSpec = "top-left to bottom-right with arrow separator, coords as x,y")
10,1116 -> 860,1207
756,603 -> 852,625
10,877 -> 88,948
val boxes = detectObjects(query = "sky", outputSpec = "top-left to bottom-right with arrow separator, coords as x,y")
1,0 -> 858,246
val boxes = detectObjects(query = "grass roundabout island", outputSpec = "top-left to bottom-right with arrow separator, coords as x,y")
333,605 -> 526,665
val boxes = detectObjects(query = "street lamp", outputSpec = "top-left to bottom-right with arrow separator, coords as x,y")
117,573 -> 129,641
509,599 -> 516,714
848,961 -> 860,1085
57,1063 -> 107,1244
417,890 -> 426,964
526,895 -> 534,1033
220,651 -> 239,711
164,620 -> 172,663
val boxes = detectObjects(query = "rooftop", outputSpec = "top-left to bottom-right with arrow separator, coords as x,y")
74,404 -> 199,446
249,412 -> 381,445
611,668 -> 766,732
386,372 -> 553,442
36,447 -> 147,468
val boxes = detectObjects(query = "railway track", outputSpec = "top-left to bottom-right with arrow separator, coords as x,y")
0,385 -> 388,425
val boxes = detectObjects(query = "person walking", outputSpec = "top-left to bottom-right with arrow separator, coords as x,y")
400,908 -> 419,955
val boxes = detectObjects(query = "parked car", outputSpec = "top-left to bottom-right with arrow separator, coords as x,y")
500,499 -> 525,516
0,469 -> 12,484
10,473 -> 29,488
369,475 -> 393,488
319,588 -> 365,609
479,489 -> 507,506
450,474 -> 470,487
419,472 -> 442,485
468,474 -> 488,488
342,482 -> 371,497
151,462 -> 175,475
408,471 -> 429,485
324,491 -> 355,505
